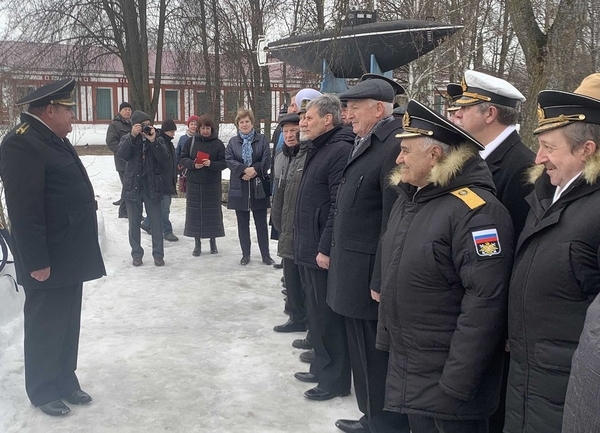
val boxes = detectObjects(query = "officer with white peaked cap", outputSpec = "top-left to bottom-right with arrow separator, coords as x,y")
453,69 -> 534,433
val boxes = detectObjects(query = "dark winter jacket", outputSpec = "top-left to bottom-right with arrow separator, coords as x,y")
158,129 -> 177,195
180,131 -> 227,239
484,130 -> 535,239
117,131 -> 172,202
327,119 -> 400,320
179,132 -> 227,184
225,131 -> 271,211
562,292 -> 600,433
377,145 -> 514,420
293,125 -> 353,268
106,113 -> 131,172
0,113 -> 106,289
505,163 -> 600,433
272,141 -> 310,260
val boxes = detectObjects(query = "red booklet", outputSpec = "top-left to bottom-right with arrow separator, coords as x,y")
195,151 -> 210,164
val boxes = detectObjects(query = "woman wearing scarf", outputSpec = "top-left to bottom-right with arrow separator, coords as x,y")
225,108 -> 274,265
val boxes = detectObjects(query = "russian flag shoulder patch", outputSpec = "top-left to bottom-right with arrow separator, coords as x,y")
471,228 -> 501,257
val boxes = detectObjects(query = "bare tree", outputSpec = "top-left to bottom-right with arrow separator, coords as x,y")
507,0 -> 587,143
0,0 -> 169,118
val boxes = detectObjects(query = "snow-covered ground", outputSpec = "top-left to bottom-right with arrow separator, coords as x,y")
0,156 -> 359,432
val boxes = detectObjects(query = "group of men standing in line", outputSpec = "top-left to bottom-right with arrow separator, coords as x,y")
2,68 -> 600,433
268,70 -> 600,433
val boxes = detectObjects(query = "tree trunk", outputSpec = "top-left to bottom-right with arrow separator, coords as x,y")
507,0 -> 586,147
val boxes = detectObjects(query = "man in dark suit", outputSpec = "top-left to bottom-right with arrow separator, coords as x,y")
0,78 -> 106,416
453,70 -> 534,433
454,70 -> 534,237
327,77 -> 410,433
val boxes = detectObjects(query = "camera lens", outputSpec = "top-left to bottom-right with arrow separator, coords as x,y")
142,125 -> 153,134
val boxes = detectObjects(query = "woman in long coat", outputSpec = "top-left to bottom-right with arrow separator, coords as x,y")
179,115 -> 226,256
225,108 -> 274,265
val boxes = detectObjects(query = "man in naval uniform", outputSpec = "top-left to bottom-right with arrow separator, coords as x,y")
0,78 -> 106,416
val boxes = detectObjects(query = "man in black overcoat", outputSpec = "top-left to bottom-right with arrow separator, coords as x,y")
453,70 -> 534,433
0,78 -> 106,416
327,77 -> 409,433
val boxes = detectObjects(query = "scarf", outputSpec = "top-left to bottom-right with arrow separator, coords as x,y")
240,130 -> 255,166
351,115 -> 394,158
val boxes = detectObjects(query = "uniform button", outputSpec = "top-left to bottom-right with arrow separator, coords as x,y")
334,210 -> 338,215
341,178 -> 346,183
332,240 -> 336,246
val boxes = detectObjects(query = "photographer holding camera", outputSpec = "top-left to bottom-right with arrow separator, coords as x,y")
117,110 -> 172,267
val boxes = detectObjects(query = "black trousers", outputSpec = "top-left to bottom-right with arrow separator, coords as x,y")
408,415 -> 489,433
298,265 -> 351,393
117,170 -> 127,217
23,283 -> 83,406
346,317 -> 410,433
126,187 -> 164,259
283,258 -> 305,322
235,209 -> 270,258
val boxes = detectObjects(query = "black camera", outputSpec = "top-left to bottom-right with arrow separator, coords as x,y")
142,125 -> 153,134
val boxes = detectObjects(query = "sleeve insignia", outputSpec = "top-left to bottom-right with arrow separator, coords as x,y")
450,187 -> 486,210
15,122 -> 30,135
472,228 -> 501,257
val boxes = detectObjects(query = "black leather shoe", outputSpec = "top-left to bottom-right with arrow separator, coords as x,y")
262,256 -> 275,265
112,199 -> 123,206
164,232 -> 179,242
294,372 -> 319,383
154,257 -> 165,267
273,319 -> 306,333
240,256 -> 250,265
132,257 -> 143,267
292,338 -> 312,350
273,261 -> 284,269
62,389 -> 92,405
304,386 -> 350,401
141,224 -> 151,234
38,400 -> 71,416
335,419 -> 371,433
300,349 -> 315,363
281,289 -> 288,296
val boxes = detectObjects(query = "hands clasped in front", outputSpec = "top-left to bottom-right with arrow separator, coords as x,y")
242,166 -> 257,181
